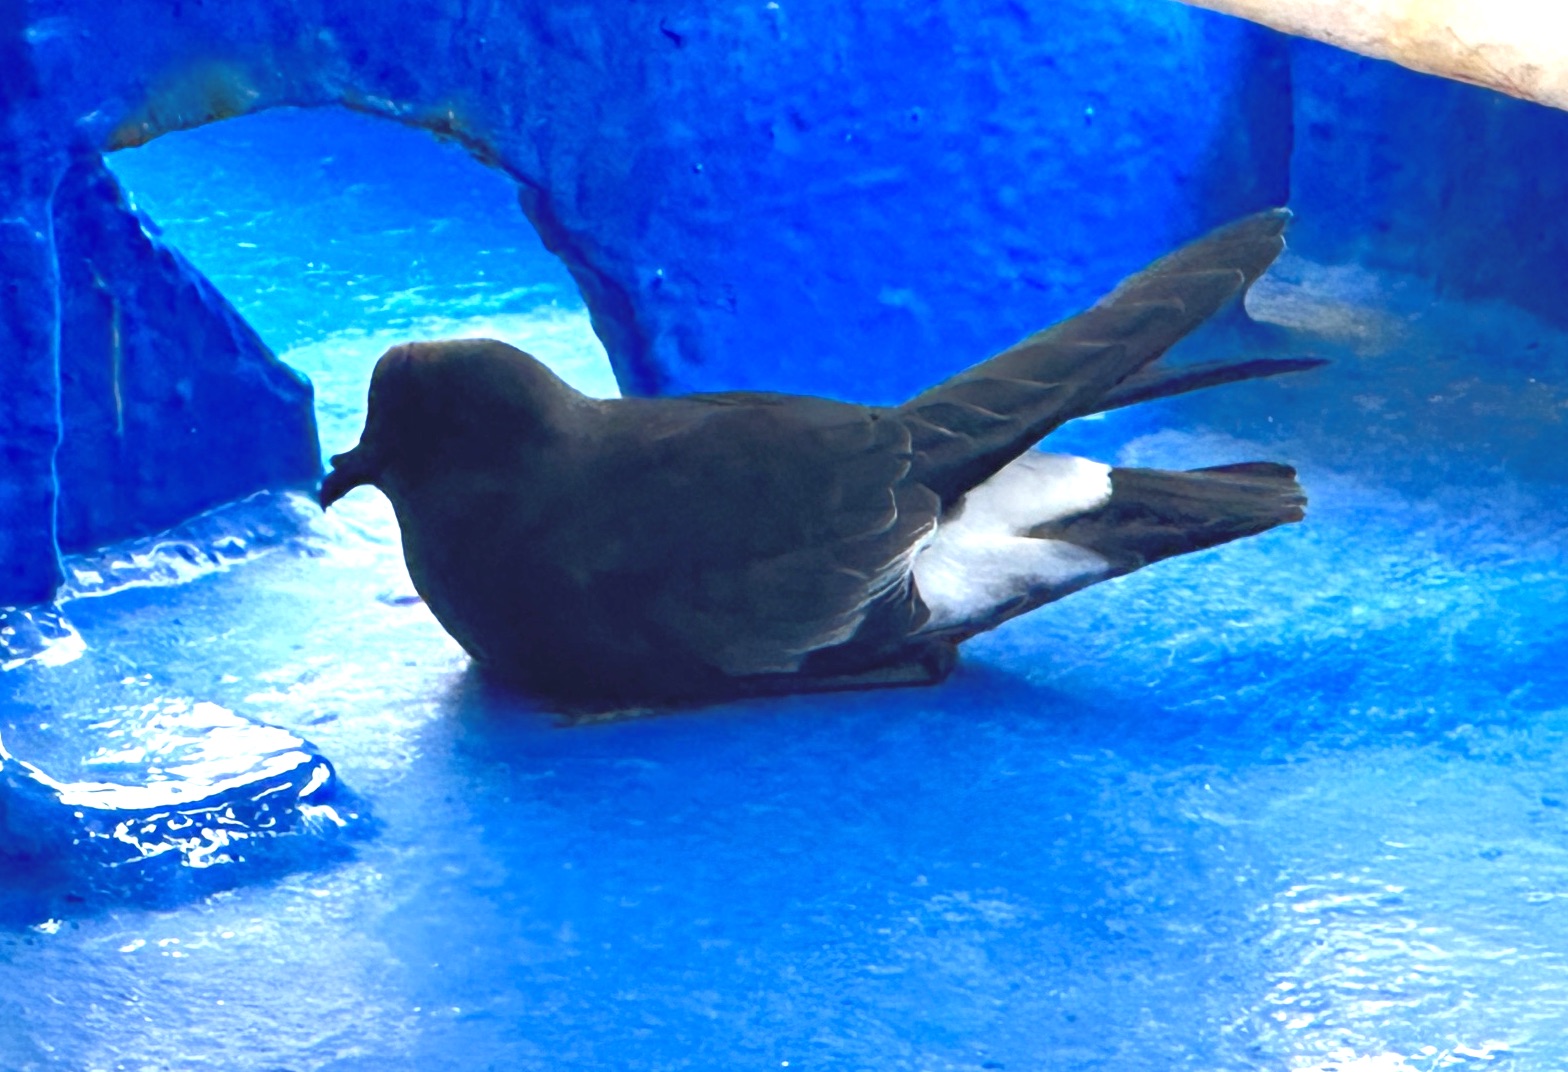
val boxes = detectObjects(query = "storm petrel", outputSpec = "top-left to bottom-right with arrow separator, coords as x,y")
320,209 -> 1316,707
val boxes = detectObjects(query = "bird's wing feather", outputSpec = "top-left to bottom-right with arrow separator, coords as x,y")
591,397 -> 937,677
900,208 -> 1291,504
1086,355 -> 1326,415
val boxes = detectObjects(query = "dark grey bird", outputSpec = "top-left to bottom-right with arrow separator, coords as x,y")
320,209 -> 1318,708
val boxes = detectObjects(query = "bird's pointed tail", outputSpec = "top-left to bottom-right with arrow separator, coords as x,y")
1029,461 -> 1306,573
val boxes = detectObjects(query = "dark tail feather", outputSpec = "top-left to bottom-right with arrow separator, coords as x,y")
1086,356 -> 1326,416
1029,461 -> 1306,572
900,209 -> 1292,506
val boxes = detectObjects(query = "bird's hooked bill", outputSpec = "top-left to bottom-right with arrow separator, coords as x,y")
319,445 -> 379,509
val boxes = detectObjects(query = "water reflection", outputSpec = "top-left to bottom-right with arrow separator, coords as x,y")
1,696 -> 349,872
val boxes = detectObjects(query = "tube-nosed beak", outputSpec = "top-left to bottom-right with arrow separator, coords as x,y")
319,445 -> 381,510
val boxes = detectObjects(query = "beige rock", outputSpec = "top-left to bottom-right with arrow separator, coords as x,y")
1175,0 -> 1568,112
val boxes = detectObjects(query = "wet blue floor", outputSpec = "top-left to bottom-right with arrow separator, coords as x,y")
2,108 -> 1566,1071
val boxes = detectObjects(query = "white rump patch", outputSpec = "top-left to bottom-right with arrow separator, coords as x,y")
911,452 -> 1112,631
939,451 -> 1112,532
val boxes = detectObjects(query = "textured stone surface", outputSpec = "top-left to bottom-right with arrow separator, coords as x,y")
52,157 -> 319,553
0,15 -> 67,605
83,0 -> 1294,402
1286,37 -> 1568,327
1179,0 -> 1568,113
1,9 -> 319,602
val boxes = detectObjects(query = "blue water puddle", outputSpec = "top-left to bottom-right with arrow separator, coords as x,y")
0,690 -> 342,869
2,106 -> 1566,1070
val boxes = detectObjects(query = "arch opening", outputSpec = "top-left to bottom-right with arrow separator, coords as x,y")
102,103 -> 620,464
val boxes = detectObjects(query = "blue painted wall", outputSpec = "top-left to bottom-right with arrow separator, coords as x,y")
525,0 -> 1295,401
51,157 -> 318,553
1287,37 -> 1568,326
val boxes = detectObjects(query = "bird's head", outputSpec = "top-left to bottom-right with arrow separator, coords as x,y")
319,338 -> 581,509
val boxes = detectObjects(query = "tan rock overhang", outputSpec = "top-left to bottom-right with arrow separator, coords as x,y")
1175,0 -> 1568,111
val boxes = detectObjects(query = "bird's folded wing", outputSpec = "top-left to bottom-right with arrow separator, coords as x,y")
1087,355 -> 1326,415
898,208 -> 1291,505
644,407 -> 938,677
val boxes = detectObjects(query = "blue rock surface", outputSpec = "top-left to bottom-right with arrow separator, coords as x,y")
1,26 -> 319,602
1286,37 -> 1568,329
2,247 -> 1564,1066
0,489 -> 360,908
52,156 -> 319,553
0,25 -> 69,605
